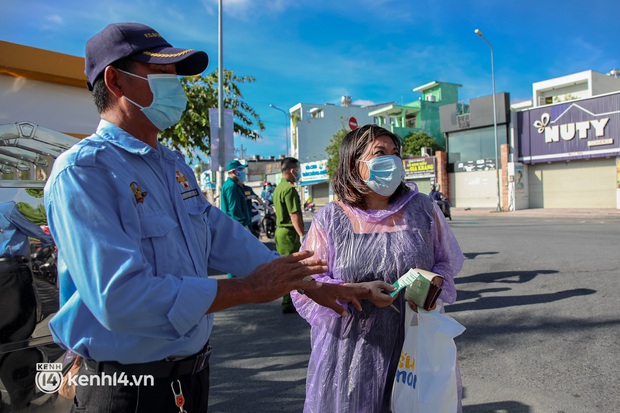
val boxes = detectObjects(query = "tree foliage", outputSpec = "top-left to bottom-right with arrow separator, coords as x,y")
324,126 -> 349,180
402,130 -> 444,157
158,70 -> 265,164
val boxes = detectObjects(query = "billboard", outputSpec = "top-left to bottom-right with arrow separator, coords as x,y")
403,157 -> 435,179
300,160 -> 328,185
517,93 -> 620,164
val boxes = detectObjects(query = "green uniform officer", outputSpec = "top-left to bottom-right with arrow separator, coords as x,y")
272,157 -> 304,313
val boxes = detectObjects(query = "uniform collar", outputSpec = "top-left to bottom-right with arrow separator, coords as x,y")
95,120 -> 176,160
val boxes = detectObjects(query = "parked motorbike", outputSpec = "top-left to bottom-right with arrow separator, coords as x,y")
31,244 -> 57,286
303,200 -> 315,213
260,201 -> 276,239
250,200 -> 262,238
435,198 -> 452,220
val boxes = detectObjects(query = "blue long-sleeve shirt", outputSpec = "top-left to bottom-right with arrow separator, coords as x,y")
0,201 -> 52,258
44,120 -> 278,364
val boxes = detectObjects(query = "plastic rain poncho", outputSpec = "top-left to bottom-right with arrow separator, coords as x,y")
291,185 -> 464,413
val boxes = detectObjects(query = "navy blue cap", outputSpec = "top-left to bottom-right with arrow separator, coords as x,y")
227,159 -> 247,171
85,22 -> 209,90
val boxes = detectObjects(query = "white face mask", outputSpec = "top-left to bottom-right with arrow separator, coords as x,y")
119,69 -> 188,131
361,155 -> 405,196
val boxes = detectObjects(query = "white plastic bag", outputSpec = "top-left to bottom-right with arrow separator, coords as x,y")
391,305 -> 465,413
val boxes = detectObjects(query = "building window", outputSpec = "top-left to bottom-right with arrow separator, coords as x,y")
308,108 -> 323,119
456,113 -> 470,129
448,125 -> 505,171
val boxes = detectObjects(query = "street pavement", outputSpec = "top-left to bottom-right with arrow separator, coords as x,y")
451,207 -> 620,218
208,208 -> 620,412
446,211 -> 620,413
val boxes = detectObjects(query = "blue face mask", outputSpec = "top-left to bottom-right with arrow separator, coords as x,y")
120,69 -> 188,131
362,155 -> 405,196
235,169 -> 246,183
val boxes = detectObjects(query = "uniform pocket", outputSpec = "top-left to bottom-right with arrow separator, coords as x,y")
139,214 -> 178,275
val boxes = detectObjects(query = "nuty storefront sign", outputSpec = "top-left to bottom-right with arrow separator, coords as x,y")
517,93 -> 620,163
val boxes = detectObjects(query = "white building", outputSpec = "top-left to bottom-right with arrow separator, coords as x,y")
289,97 -> 391,205
511,69 -> 620,110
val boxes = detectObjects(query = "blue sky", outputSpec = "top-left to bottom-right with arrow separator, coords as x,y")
2,0 -> 619,159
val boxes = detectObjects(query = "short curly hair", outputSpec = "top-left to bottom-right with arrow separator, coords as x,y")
332,124 -> 407,209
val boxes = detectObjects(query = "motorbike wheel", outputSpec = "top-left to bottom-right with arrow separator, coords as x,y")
264,219 -> 275,239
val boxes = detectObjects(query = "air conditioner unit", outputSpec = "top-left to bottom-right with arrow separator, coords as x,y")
425,95 -> 437,102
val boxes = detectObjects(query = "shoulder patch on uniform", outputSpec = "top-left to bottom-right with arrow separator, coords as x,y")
72,139 -> 104,168
175,170 -> 191,190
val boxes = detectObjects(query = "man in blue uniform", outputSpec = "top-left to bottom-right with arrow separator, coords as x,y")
44,22 -> 373,412
0,201 -> 53,409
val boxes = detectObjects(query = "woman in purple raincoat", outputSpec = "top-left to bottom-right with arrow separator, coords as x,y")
292,125 -> 464,413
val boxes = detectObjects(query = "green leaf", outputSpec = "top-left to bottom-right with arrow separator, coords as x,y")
158,69 -> 265,164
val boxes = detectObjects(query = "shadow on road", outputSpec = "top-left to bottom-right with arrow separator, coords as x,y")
448,288 -> 596,312
463,251 -> 499,260
208,301 -> 310,412
456,269 -> 558,285
464,400 -> 531,413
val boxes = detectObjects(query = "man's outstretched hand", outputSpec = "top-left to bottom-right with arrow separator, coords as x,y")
210,250 -> 327,313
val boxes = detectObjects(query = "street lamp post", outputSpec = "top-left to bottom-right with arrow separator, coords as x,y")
216,0 -> 225,207
269,104 -> 290,157
475,28 -> 501,212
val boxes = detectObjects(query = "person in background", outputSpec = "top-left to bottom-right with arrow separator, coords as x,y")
44,22 -> 370,412
429,184 -> 451,216
292,124 -> 464,413
220,159 -> 251,229
0,201 -> 53,409
260,181 -> 274,204
272,157 -> 306,314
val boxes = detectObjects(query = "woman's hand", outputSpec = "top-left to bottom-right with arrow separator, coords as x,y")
407,276 -> 444,312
